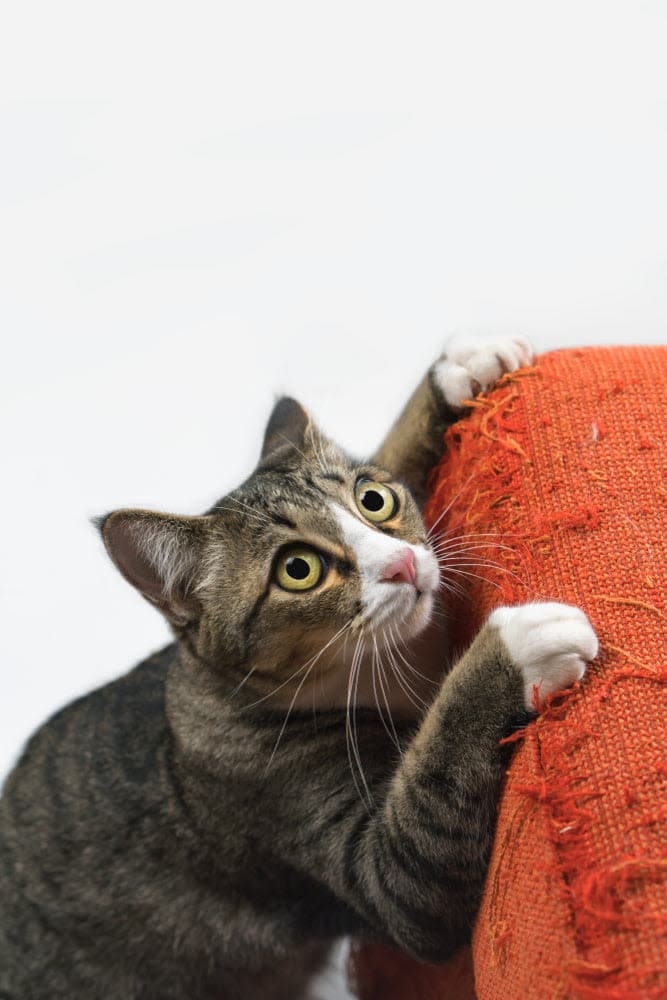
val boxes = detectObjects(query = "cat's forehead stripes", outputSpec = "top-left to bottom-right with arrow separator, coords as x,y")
214,460 -> 359,529
211,457 -> 429,565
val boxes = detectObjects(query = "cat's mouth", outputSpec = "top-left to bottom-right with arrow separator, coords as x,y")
359,578 -> 436,640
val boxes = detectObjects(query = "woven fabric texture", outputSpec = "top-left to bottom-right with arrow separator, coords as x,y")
351,346 -> 667,1000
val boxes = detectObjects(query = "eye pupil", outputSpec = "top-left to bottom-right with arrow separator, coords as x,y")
361,489 -> 385,512
286,556 -> 310,580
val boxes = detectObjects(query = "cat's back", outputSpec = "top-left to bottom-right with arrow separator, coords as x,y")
0,645 -> 177,995
1,643 -> 173,827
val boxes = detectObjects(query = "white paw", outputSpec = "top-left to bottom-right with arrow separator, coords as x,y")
489,601 -> 598,712
433,334 -> 533,411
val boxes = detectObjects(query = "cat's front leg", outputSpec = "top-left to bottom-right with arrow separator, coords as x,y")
372,334 -> 533,504
372,601 -> 596,960
331,601 -> 597,961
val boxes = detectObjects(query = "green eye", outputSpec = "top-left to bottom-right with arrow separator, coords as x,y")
354,480 -> 399,523
275,546 -> 325,592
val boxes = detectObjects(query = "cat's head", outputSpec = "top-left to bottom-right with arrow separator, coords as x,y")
100,398 -> 440,708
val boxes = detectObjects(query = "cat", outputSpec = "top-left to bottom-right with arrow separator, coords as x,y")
0,335 -> 598,1000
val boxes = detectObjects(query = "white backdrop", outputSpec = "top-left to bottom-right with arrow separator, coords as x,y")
2,1 -> 666,803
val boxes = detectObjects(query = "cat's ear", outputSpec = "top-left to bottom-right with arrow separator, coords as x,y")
99,510 -> 208,626
260,396 -> 312,462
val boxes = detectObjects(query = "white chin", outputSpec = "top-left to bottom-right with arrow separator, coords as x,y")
372,588 -> 434,641
403,590 -> 434,638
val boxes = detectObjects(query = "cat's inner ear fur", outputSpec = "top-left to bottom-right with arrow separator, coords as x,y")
100,510 -> 208,626
260,396 -> 313,463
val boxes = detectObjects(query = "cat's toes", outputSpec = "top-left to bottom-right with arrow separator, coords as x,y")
488,601 -> 598,712
432,334 -> 533,411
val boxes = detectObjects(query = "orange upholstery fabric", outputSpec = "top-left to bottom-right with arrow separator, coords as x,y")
351,346 -> 667,1000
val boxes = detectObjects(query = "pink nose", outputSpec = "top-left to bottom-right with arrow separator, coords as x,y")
382,548 -> 417,586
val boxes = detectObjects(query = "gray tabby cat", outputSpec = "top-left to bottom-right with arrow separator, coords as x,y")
0,335 -> 598,1000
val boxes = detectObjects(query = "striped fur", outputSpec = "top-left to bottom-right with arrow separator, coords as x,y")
1,336 -> 587,999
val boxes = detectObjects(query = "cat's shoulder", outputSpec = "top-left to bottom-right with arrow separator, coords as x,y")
45,642 -> 173,734
4,644 -> 177,802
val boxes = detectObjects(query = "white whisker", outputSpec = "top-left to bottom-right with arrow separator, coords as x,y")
371,636 -> 402,753
265,620 -> 353,770
245,620 -> 351,711
230,666 -> 257,697
438,577 -> 469,600
385,626 -> 430,713
432,540 -> 515,557
445,567 -> 504,590
441,556 -> 528,590
346,631 -> 373,811
426,472 -> 478,539
390,625 -> 440,688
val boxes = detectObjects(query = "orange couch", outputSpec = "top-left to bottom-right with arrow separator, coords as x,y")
351,346 -> 667,1000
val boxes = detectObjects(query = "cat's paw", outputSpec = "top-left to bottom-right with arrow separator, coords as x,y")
489,601 -> 598,712
432,334 -> 533,411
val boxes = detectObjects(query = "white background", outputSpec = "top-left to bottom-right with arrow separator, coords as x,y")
2,4 -> 666,995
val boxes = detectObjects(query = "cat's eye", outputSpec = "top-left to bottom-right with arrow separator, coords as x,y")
354,479 -> 399,523
274,546 -> 325,592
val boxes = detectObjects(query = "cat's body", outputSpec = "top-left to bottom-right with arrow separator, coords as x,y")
0,647 -> 338,999
0,336 -> 598,999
